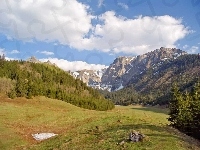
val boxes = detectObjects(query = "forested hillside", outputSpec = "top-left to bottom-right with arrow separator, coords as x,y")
0,59 -> 114,111
101,54 -> 200,105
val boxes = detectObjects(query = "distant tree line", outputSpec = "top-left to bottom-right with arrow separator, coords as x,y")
168,83 -> 200,140
0,59 -> 114,111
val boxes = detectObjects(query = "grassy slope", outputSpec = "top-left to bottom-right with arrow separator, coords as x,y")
0,95 -> 199,150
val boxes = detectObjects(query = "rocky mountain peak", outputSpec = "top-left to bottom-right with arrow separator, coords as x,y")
113,56 -> 135,64
70,68 -> 107,87
26,57 -> 58,67
27,56 -> 40,63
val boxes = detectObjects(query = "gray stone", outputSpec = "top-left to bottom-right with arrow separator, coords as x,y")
129,131 -> 145,142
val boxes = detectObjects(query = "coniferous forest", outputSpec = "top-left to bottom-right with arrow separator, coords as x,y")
168,83 -> 200,140
0,59 -> 114,111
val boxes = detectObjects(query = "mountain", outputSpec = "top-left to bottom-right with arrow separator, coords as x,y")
70,68 -> 113,91
101,47 -> 187,91
0,58 -> 114,111
70,47 -> 200,105
102,54 -> 200,105
72,47 -> 187,91
27,56 -> 57,67
70,69 -> 105,85
27,56 -> 40,63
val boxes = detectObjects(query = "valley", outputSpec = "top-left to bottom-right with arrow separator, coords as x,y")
0,47 -> 200,149
0,95 -> 199,150
71,47 -> 200,105
0,1 -> 200,149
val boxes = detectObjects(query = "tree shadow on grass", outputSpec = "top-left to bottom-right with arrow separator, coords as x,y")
131,107 -> 169,115
103,123 -> 178,139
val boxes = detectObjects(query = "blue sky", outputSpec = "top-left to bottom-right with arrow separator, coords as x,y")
0,0 -> 200,71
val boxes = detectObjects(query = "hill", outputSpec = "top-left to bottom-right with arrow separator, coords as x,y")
0,59 -> 114,111
0,95 -> 199,150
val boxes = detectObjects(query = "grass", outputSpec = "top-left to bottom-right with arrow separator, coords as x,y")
0,94 -> 199,150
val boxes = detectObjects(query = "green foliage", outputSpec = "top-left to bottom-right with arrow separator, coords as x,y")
0,77 -> 15,94
0,59 -> 114,111
7,90 -> 16,99
168,83 -> 200,140
99,85 -> 139,105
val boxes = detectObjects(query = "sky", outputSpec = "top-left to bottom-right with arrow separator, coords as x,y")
0,0 -> 200,71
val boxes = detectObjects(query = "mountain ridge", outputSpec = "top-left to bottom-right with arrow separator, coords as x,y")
102,54 -> 200,105
72,47 -> 187,91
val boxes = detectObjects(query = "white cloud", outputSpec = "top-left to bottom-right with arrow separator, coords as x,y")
118,3 -> 129,10
0,0 -> 93,44
39,58 -> 107,72
188,46 -> 199,54
75,12 -> 191,55
10,50 -> 20,54
0,1 -> 191,55
98,0 -> 104,7
183,45 -> 189,49
0,48 -> 16,60
5,57 -> 16,61
39,51 -> 54,56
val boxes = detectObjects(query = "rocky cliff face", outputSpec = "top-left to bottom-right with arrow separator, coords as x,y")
71,47 -> 187,91
101,56 -> 134,90
70,68 -> 107,87
101,47 -> 187,90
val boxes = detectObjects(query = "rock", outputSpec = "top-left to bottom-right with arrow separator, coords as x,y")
70,69 -> 106,87
27,56 -> 40,63
129,131 -> 145,142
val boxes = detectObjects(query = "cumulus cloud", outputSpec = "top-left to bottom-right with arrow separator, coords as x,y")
0,1 -> 191,55
74,12 -> 191,55
10,50 -> 20,54
0,0 -> 93,44
39,58 -> 107,72
38,51 -> 54,56
118,3 -> 129,10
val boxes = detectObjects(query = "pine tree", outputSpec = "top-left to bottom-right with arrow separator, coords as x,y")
190,82 -> 200,138
168,84 -> 182,127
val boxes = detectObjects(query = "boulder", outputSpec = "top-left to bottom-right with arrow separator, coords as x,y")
129,131 -> 145,142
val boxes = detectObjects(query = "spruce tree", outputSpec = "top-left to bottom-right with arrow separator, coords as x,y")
168,84 -> 182,127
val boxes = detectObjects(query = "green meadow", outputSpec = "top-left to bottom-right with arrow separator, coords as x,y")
0,94 -> 199,150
